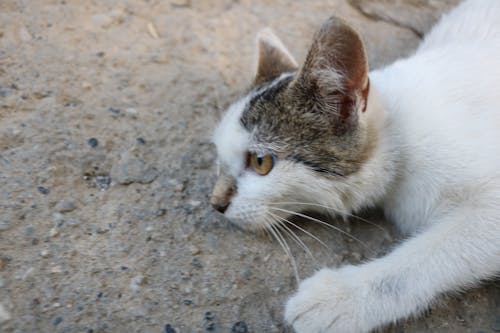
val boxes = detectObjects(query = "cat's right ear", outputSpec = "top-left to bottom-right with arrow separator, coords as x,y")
254,28 -> 299,85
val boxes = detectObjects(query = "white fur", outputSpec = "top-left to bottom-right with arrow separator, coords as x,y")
214,0 -> 500,331
286,1 -> 500,332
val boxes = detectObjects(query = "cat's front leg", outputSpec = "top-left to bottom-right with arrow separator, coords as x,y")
285,205 -> 500,333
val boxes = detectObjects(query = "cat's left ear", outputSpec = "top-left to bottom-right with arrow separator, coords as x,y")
291,17 -> 369,132
254,28 -> 299,85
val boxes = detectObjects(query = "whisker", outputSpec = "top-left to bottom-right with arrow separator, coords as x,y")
269,211 -> 331,251
269,201 -> 389,238
265,217 -> 300,283
270,213 -> 318,265
270,207 -> 370,251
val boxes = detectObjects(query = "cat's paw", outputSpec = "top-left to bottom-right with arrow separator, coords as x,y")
285,267 -> 369,333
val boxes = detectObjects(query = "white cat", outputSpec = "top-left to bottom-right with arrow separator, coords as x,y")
211,0 -> 500,332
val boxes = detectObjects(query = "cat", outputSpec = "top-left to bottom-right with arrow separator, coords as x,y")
210,0 -> 500,332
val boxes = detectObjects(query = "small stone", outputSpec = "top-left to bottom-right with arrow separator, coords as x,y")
0,303 -> 11,323
40,250 -> 50,258
164,324 -> 177,333
231,321 -> 248,333
51,266 -> 62,273
154,208 -> 167,217
93,175 -> 111,191
56,200 -> 76,213
0,257 -> 6,270
130,275 -> 145,291
174,183 -> 184,192
38,186 -> 50,195
96,51 -> 105,57
183,299 -> 192,306
191,257 -> 202,268
49,227 -> 59,237
108,107 -> 122,116
136,137 -> 146,145
0,279 -> 7,288
120,266 -> 128,270
145,226 -> 154,232
52,316 -> 63,326
111,155 -> 158,185
205,322 -> 216,332
189,200 -> 201,208
87,138 -> 99,148
190,246 -> 201,255
204,311 -> 215,321
125,108 -> 138,115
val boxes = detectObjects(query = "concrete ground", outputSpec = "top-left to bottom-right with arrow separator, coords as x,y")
0,0 -> 499,332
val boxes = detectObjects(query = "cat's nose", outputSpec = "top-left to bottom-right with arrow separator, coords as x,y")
211,201 -> 229,214
210,174 -> 237,215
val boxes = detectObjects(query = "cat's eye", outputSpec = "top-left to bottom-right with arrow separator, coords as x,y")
248,152 -> 274,176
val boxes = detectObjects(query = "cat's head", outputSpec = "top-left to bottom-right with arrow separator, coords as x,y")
211,17 -> 378,231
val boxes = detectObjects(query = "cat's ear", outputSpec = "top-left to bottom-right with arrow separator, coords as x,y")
254,28 -> 299,85
292,17 -> 369,132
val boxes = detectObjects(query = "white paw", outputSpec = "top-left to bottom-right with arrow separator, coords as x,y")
285,267 -> 370,333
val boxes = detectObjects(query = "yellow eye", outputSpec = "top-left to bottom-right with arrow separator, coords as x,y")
249,152 -> 274,176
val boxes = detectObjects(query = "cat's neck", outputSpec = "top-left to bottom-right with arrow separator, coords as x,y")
334,79 -> 402,213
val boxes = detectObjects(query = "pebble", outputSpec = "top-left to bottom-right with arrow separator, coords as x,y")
87,138 -> 99,148
231,321 -> 248,333
40,249 -> 50,258
93,175 -> 111,191
190,245 -> 201,255
189,200 -> 201,208
125,108 -> 138,115
56,200 -> 76,213
52,316 -> 63,326
0,257 -> 6,270
38,186 -> 50,195
108,107 -> 122,116
111,156 -> 158,185
0,279 -> 7,288
0,303 -> 11,323
164,324 -> 177,333
130,275 -> 145,291
174,183 -> 185,192
51,266 -> 62,274
191,257 -> 202,268
136,137 -> 146,145
155,208 -> 167,217
49,227 -> 59,237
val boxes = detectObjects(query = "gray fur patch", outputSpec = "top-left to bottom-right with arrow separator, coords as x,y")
239,74 -> 372,178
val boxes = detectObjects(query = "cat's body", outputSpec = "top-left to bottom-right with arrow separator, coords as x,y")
211,0 -> 500,332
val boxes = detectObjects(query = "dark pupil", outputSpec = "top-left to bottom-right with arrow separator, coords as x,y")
257,156 -> 263,166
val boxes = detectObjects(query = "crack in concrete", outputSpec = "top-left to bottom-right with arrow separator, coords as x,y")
347,0 -> 423,38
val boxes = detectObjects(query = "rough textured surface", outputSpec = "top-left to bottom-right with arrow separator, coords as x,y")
0,0 -> 498,332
